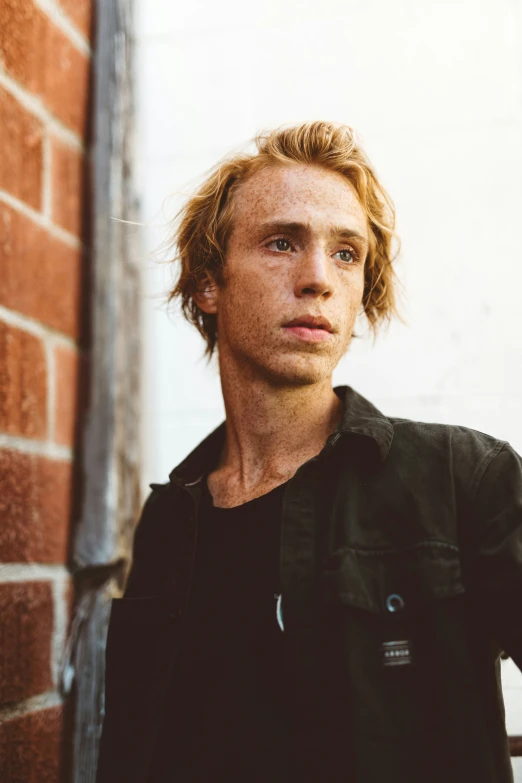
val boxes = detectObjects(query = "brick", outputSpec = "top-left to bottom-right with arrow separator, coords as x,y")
0,0 -> 44,91
54,344 -> 79,447
0,581 -> 53,703
57,0 -> 93,40
0,88 -> 43,210
43,14 -> 90,136
0,449 -> 72,563
0,321 -> 47,439
0,706 -> 65,783
0,204 -> 82,338
51,137 -> 86,237
0,0 -> 90,135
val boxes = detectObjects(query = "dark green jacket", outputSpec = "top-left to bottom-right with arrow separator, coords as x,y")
96,385 -> 522,783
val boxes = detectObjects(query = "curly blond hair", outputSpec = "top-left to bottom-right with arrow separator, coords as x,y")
166,121 -> 402,357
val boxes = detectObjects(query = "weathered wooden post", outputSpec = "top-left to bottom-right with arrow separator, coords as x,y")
61,2 -> 141,780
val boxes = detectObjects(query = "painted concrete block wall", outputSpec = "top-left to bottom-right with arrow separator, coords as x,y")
0,0 -> 92,779
135,0 -> 522,768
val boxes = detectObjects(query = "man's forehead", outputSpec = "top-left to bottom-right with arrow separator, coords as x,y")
232,162 -> 367,229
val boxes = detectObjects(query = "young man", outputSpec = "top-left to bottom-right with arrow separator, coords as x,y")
96,122 -> 522,783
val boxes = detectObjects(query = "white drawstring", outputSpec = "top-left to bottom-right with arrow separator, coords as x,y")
274,593 -> 284,632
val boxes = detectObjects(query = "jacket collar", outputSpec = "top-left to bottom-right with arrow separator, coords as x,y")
169,384 -> 394,488
333,384 -> 394,463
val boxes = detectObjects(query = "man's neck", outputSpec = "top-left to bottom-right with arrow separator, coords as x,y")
208,359 -> 342,507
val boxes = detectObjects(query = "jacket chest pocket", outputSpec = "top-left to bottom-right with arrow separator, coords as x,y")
319,541 -> 466,672
105,595 -> 181,685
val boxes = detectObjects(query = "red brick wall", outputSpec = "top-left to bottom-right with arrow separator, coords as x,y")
0,0 -> 93,780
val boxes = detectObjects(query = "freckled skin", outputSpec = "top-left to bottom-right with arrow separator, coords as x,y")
194,163 -> 369,506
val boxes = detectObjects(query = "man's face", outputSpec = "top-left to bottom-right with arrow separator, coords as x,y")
206,162 -> 369,385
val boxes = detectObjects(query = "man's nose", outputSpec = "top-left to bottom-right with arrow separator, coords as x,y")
294,247 -> 333,299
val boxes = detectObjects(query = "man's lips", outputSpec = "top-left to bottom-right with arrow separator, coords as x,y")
282,316 -> 334,343
283,316 -> 333,332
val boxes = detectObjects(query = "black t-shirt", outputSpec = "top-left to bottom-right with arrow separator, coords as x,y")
148,477 -> 292,783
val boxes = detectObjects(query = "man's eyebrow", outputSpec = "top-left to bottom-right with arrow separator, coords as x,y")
255,220 -> 368,245
331,226 -> 369,245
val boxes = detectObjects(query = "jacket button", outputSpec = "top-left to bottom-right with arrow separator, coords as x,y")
386,593 -> 405,613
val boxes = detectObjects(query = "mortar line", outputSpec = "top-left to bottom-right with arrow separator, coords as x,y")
0,304 -> 80,349
50,570 -> 70,687
33,0 -> 91,57
0,190 -> 82,250
0,563 -> 69,581
0,70 -> 84,152
0,432 -> 73,461
0,691 -> 63,723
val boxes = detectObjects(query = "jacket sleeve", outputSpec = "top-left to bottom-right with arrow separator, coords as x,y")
95,486 -> 169,783
468,440 -> 522,670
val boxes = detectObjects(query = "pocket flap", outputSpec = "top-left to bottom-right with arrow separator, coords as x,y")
321,541 -> 465,614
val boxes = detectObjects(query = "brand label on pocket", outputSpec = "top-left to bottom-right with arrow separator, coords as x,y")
381,639 -> 413,667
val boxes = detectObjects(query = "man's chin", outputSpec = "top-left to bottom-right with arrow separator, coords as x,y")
260,354 -> 335,387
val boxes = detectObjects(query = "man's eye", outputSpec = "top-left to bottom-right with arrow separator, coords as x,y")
334,248 -> 356,264
268,238 -> 292,252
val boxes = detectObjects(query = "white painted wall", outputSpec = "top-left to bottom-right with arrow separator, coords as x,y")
134,0 -> 522,764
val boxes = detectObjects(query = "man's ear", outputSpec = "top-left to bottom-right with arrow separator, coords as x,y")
193,274 -> 219,315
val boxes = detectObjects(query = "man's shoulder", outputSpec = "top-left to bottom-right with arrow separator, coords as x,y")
388,414 -> 506,454
134,479 -> 185,536
142,480 -> 175,509
124,479 -> 189,596
385,414 -> 509,492
148,480 -> 172,495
